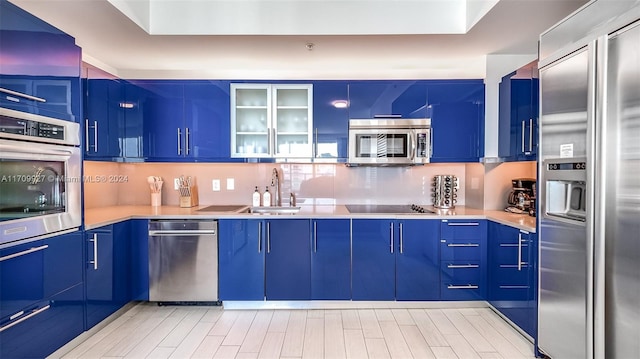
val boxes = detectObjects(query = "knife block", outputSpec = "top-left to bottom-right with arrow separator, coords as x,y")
179,185 -> 198,208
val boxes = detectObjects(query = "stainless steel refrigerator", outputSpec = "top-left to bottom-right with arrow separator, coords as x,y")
537,1 -> 640,358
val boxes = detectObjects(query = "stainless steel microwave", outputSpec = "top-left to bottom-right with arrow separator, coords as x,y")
348,118 -> 431,166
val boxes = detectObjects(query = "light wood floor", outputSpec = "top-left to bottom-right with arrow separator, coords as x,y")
56,303 -> 536,359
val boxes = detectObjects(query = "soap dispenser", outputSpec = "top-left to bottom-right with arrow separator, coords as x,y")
252,186 -> 261,207
262,186 -> 271,207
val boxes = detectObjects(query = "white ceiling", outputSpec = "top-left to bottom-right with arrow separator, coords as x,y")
10,0 -> 588,79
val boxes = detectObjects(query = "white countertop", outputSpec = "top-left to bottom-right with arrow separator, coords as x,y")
84,205 -> 536,232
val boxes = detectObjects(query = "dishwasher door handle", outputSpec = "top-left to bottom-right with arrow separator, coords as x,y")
148,230 -> 216,236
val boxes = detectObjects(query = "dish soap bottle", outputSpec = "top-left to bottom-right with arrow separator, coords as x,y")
263,186 -> 271,207
252,186 -> 261,207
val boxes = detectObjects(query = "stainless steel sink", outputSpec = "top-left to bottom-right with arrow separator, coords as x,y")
249,206 -> 301,214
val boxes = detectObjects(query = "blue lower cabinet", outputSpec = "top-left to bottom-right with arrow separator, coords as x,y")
218,219 -> 265,300
396,220 -> 440,300
130,219 -> 150,301
439,219 -> 487,300
0,231 -> 84,359
265,220 -> 311,300
85,222 -> 132,329
488,222 -> 537,337
352,219 -> 396,300
0,283 -> 84,359
311,219 -> 351,300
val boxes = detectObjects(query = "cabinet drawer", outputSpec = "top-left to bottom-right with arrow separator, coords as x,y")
441,220 -> 483,240
440,282 -> 484,300
441,239 -> 482,261
440,261 -> 481,283
492,266 -> 529,286
0,283 -> 84,359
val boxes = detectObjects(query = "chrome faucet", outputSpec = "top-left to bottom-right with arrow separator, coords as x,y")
271,168 -> 282,207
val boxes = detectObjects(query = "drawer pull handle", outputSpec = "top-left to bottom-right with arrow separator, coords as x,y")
447,264 -> 479,269
447,223 -> 479,226
447,284 -> 479,289
0,245 -> 48,262
0,305 -> 50,333
446,243 -> 479,247
499,285 -> 529,289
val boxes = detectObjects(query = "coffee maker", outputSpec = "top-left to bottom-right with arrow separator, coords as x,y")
506,178 -> 536,215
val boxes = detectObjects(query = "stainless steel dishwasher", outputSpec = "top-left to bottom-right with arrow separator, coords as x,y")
148,219 -> 220,304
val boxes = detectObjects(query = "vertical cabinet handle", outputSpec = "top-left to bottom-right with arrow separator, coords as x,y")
266,222 -> 271,253
185,127 -> 190,155
529,118 -> 533,152
93,121 -> 98,153
390,222 -> 394,254
399,222 -> 404,254
313,221 -> 318,253
177,128 -> 182,155
85,119 -> 90,152
267,129 -> 272,155
521,120 -> 526,153
272,128 -> 276,156
258,222 -> 262,253
89,233 -> 98,270
313,128 -> 318,158
517,232 -> 523,271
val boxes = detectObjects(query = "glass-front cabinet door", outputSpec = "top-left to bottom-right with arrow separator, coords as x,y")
231,83 -> 312,158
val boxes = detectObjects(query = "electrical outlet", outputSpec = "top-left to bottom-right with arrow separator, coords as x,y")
212,179 -> 220,191
174,178 -> 180,190
226,178 -> 235,190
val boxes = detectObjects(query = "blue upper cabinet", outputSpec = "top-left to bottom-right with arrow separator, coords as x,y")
348,81 -> 428,119
312,81 -> 349,159
498,61 -> 538,161
83,65 -> 125,159
428,81 -> 485,163
184,81 -> 231,159
0,0 -> 81,122
126,80 -> 231,161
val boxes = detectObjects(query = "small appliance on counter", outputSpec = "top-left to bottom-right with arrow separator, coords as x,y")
432,175 -> 458,209
176,175 -> 198,208
505,178 -> 536,215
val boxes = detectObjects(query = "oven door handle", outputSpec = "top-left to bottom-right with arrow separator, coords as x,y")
0,143 -> 75,156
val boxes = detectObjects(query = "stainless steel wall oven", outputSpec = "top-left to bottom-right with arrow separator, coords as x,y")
0,107 -> 81,245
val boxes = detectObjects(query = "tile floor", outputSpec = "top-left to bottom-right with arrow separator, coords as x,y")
55,303 -> 536,359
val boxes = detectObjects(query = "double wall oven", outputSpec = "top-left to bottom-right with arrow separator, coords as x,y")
0,107 -> 81,245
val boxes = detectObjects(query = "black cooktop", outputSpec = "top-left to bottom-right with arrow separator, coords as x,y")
345,204 -> 433,214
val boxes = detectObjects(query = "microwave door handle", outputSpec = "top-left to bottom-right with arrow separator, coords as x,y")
409,133 -> 416,162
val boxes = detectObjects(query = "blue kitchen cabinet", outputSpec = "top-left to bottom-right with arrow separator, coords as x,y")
0,230 -> 84,358
498,64 -> 539,161
218,219 -> 265,300
129,80 -> 231,161
348,81 -> 428,119
184,81 -> 231,159
428,81 -> 485,162
396,219 -> 440,300
310,219 -> 351,300
0,0 -> 82,122
439,219 -> 487,300
129,219 -> 149,301
84,75 -> 125,159
351,219 -> 396,300
265,219 -> 311,300
312,81 -> 349,159
85,222 -> 131,329
488,221 -> 537,337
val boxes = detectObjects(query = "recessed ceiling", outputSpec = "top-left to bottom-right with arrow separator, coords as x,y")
107,0 -> 499,35
9,0 -> 588,79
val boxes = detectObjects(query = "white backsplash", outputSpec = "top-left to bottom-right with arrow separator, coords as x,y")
84,161 -> 470,208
